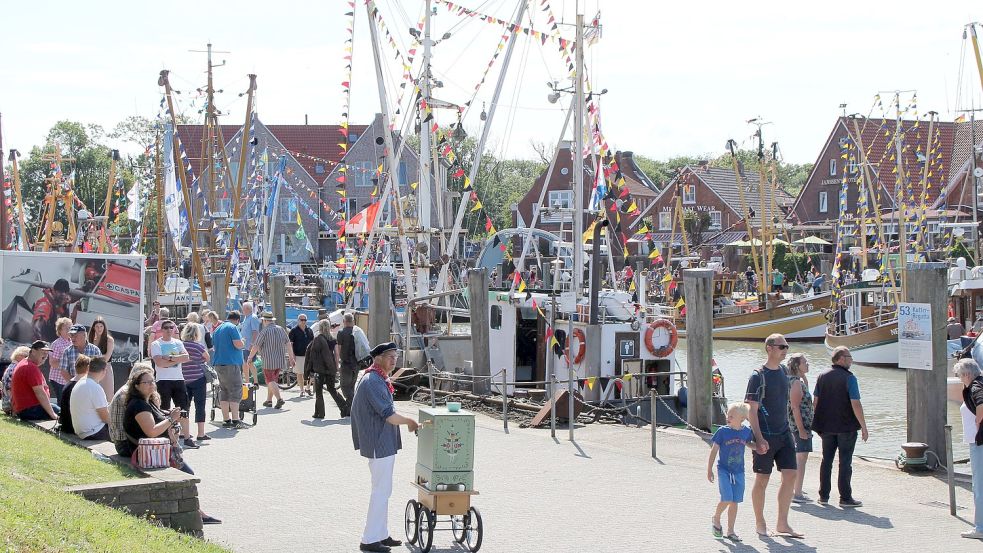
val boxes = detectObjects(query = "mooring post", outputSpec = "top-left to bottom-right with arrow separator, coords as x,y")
651,389 -> 657,459
468,268 -> 491,396
210,273 -> 227,320
367,271 -> 392,347
144,269 -> 158,320
502,370 -> 508,431
904,262 -> 948,466
271,275 -> 287,327
683,268 -> 714,431
945,424 -> 956,516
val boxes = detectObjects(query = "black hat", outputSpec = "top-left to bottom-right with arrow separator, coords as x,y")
369,342 -> 398,357
31,340 -> 52,351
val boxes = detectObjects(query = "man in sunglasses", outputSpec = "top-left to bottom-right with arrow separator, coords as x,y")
745,333 -> 802,539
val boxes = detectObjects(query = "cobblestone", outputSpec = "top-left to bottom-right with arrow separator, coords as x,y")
187,387 -> 979,552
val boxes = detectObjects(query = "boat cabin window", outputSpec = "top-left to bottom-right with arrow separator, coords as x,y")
518,306 -> 538,320
490,305 -> 502,330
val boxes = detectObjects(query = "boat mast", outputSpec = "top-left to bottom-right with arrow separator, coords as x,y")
99,149 -> 119,253
728,139 -> 762,291
754,127 -> 771,297
435,0 -> 529,295
566,12 -> 586,443
159,70 -> 209,301
224,74 -> 257,299
7,149 -> 29,250
419,0 -> 434,236
893,92 -> 908,298
38,144 -> 76,251
913,112 -> 936,253
969,23 -> 983,261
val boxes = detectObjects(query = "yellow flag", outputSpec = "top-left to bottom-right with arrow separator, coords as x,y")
518,280 -> 527,293
296,210 -> 302,226
410,181 -> 418,190
470,200 -> 483,212
628,201 -> 638,212
549,336 -> 559,349
586,377 -> 595,390
648,249 -> 659,259
638,224 -> 650,234
463,177 -> 472,189
661,272 -> 673,284
675,298 -> 685,309
623,373 -> 632,381
371,187 -> 378,196
583,220 -> 597,242
629,279 -> 636,292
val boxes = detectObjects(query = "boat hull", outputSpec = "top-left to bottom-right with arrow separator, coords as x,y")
677,295 -> 829,342
824,321 -> 898,367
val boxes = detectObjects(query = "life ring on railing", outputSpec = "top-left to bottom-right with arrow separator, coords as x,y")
645,319 -> 678,358
565,328 -> 587,364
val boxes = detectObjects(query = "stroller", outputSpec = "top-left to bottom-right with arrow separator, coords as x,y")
210,380 -> 259,426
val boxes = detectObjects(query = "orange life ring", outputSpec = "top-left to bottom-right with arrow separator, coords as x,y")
565,328 -> 587,364
645,320 -> 678,358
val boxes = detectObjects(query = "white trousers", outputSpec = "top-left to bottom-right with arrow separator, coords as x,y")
362,455 -> 395,544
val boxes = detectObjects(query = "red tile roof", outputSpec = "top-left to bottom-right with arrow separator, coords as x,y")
177,123 -> 369,182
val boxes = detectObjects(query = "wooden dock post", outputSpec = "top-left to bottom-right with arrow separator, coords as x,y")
904,262 -> 948,466
683,268 -> 714,431
144,269 -> 158,320
367,271 -> 392,347
469,268 -> 491,396
210,273 -> 227,320
271,275 -> 287,327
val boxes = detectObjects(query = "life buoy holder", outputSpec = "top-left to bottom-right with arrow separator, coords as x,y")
565,328 -> 587,364
645,320 -> 678,358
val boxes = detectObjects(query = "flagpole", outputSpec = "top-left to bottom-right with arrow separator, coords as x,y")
568,13 -> 585,442
224,75 -> 257,300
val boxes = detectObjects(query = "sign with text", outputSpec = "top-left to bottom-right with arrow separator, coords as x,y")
898,302 -> 932,370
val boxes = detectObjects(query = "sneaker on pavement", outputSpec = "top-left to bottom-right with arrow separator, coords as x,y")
816,496 -> 829,505
197,434 -> 211,441
792,494 -> 810,504
839,498 -> 863,508
230,420 -> 247,429
274,399 -> 285,409
380,536 -> 402,547
961,530 -> 983,540
222,420 -> 233,427
182,438 -> 199,449
359,542 -> 390,553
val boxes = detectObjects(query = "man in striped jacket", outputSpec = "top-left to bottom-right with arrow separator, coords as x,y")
246,313 -> 294,410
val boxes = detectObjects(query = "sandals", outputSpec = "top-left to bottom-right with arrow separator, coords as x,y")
262,401 -> 273,407
712,519 -> 723,538
726,533 -> 742,542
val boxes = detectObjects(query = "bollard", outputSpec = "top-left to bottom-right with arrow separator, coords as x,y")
550,374 -> 557,439
651,390 -> 657,459
502,370 -> 508,431
945,424 -> 956,516
636,405 -> 642,428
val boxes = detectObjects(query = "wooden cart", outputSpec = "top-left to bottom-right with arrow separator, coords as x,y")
404,482 -> 482,552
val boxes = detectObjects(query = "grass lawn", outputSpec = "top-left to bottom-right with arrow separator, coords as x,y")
0,417 -> 229,552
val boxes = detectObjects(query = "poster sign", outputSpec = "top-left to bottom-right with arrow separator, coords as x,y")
898,302 -> 932,370
0,251 -> 145,388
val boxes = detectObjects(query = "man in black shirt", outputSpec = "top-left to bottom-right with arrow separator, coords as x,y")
745,333 -> 802,539
336,312 -> 361,416
289,315 -> 315,397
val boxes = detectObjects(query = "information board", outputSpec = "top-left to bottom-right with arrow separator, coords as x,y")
898,302 -> 932,370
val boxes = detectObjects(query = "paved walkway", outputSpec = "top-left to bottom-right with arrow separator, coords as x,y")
186,386 -> 979,552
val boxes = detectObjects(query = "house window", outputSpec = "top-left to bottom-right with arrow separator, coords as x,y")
848,162 -> 859,176
828,159 -> 836,176
279,196 -> 296,223
927,222 -> 940,234
543,190 -> 574,223
398,162 -> 408,186
709,211 -> 722,230
210,197 -> 231,217
659,211 -> 672,231
315,163 -> 325,175
682,184 -> 696,204
354,161 -> 374,187
347,198 -> 358,217
348,132 -> 359,143
818,191 -> 828,214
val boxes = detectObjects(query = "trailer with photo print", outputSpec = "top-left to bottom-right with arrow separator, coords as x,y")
0,251 -> 145,383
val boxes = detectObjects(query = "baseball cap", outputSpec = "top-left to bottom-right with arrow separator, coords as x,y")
31,340 -> 52,351
69,324 -> 87,334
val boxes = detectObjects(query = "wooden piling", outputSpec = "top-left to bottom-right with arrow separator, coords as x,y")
144,269 -> 158,320
469,268 -> 491,396
271,275 -> 287,327
367,271 -> 392,347
904,262 -> 948,465
210,273 -> 227,320
683,268 -> 714,431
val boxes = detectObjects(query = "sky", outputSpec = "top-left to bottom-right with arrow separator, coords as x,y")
1,0 -> 981,168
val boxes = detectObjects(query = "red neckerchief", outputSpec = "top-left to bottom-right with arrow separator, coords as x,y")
367,363 -> 394,394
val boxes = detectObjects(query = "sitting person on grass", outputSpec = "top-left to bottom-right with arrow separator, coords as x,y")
10,341 -> 58,421
58,354 -> 92,435
70,357 -> 112,441
109,362 -> 153,453
1,346 -> 31,415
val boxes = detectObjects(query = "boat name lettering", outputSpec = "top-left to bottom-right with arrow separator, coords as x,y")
788,304 -> 814,314
890,327 -> 899,336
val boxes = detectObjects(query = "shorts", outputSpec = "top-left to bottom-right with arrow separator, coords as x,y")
717,467 -> 746,503
793,429 -> 813,453
215,364 -> 243,403
263,368 -> 282,385
157,379 -> 189,411
293,355 -> 305,377
752,430 -> 798,474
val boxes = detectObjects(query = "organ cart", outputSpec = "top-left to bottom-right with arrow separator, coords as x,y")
404,405 -> 483,552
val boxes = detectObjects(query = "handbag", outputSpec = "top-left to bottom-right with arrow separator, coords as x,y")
133,437 -> 171,469
204,364 -> 218,384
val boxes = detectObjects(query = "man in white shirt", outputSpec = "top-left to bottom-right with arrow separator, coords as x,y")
70,357 -> 111,440
150,320 -> 192,446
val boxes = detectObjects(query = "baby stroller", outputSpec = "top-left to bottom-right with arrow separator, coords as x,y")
210,380 -> 259,426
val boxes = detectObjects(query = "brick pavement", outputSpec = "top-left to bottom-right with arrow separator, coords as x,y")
186,387 -> 980,552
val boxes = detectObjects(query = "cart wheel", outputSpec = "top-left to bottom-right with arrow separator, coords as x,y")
277,371 -> 297,391
452,514 -> 466,544
209,409 -> 215,422
403,500 -> 419,545
463,506 -> 483,552
252,412 -> 258,425
416,508 -> 434,553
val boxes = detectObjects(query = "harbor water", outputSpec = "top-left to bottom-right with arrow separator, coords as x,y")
674,339 -> 969,462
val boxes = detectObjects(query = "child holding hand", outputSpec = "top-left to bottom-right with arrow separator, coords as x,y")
707,402 -> 755,541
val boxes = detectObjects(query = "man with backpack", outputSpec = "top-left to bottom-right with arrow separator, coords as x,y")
745,333 -> 802,539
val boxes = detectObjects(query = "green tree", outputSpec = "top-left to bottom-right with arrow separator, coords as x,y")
683,209 -> 710,248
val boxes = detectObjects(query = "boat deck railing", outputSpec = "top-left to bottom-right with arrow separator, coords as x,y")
828,310 -> 898,336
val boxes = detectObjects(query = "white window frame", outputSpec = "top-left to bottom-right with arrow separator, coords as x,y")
659,211 -> 672,231
709,210 -> 722,230
682,184 -> 696,205
818,191 -> 828,214
353,161 -> 375,187
542,190 -> 574,223
279,196 -> 296,223
829,159 -> 837,176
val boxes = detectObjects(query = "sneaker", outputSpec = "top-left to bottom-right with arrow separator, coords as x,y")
961,530 -> 983,540
222,420 -> 233,428
839,498 -> 863,508
792,493 -> 810,504
197,434 -> 211,441
182,438 -> 200,449
380,537 -> 402,547
230,420 -> 247,429
274,399 -> 285,409
816,496 -> 829,505
262,400 -> 273,407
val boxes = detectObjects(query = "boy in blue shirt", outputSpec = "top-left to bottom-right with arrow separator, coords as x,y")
708,402 -> 756,541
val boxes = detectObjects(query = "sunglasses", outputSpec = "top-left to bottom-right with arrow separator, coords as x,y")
769,344 -> 790,350
162,325 -> 176,330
